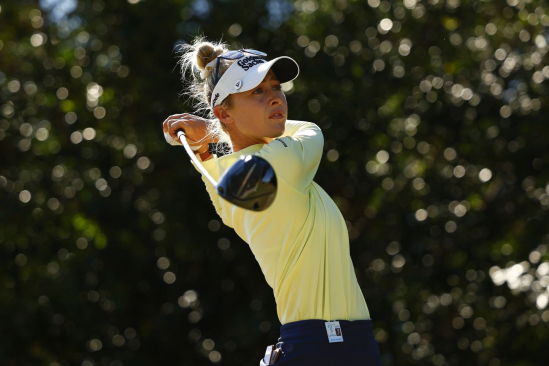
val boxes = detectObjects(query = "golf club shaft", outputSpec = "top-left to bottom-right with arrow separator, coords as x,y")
176,130 -> 218,187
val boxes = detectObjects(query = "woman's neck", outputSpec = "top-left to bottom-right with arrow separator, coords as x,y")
227,126 -> 273,152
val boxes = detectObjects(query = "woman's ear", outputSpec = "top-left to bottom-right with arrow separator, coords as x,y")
213,105 -> 233,125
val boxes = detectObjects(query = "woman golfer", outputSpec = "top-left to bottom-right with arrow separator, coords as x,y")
163,37 -> 382,365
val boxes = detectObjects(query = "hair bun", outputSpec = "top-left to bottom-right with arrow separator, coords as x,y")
196,42 -> 225,70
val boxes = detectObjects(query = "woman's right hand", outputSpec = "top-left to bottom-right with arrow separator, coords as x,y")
162,113 -> 218,150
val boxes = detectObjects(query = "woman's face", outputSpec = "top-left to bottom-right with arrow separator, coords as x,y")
220,70 -> 287,146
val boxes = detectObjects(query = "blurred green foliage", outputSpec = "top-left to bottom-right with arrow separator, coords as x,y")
1,0 -> 549,365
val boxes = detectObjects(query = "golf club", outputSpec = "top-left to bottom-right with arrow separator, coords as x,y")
176,129 -> 278,211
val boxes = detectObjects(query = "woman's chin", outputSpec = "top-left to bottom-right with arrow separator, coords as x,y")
269,120 -> 286,137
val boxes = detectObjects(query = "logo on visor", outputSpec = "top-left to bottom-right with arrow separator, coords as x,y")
237,56 -> 266,71
212,93 -> 220,107
234,80 -> 242,90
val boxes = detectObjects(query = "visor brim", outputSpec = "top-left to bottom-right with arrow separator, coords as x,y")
240,56 -> 300,92
211,55 -> 300,109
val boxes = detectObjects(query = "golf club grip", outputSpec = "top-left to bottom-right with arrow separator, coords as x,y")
176,129 -> 218,187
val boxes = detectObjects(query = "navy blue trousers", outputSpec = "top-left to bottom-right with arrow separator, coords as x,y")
268,319 -> 382,365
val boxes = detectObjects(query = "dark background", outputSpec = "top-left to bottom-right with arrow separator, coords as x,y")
1,0 -> 549,365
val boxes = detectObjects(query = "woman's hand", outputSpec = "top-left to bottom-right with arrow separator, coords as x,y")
162,113 -> 218,150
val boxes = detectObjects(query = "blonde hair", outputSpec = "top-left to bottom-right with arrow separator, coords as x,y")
177,36 -> 235,154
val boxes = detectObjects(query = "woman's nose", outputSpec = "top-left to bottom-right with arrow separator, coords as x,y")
269,90 -> 282,106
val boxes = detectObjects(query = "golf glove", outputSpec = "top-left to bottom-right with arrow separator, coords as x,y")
164,132 -> 202,151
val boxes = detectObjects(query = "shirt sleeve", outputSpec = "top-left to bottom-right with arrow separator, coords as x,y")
200,174 -> 225,221
191,160 -> 234,228
254,120 -> 324,193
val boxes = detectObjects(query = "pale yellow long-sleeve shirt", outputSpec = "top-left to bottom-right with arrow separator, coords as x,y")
195,120 -> 370,325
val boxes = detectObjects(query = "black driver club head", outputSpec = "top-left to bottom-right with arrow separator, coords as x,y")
216,155 -> 277,211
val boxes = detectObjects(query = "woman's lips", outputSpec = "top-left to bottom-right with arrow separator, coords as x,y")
269,110 -> 285,119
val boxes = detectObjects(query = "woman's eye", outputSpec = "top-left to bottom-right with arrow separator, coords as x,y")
274,84 -> 282,90
253,88 -> 263,94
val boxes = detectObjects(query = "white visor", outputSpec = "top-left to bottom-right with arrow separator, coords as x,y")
210,55 -> 299,109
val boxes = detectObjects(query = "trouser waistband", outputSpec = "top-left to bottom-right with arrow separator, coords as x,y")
279,319 -> 373,342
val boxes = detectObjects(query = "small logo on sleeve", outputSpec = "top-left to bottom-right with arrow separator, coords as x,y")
274,138 -> 287,147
